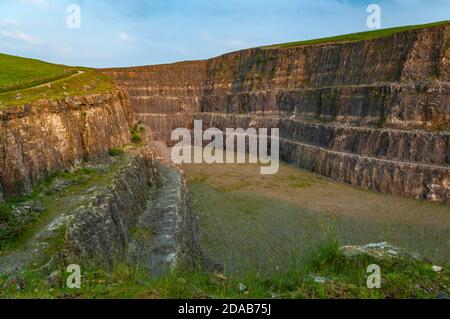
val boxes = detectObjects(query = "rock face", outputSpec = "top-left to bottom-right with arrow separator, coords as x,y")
67,150 -> 199,270
66,150 -> 160,263
0,90 -> 133,198
103,23 -> 450,204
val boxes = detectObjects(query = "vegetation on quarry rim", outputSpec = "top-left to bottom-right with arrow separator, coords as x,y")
0,52 -> 114,109
261,20 -> 449,49
0,69 -> 114,109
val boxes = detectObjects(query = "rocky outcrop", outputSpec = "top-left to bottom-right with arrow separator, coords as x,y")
66,149 -> 160,263
67,150 -> 200,271
0,90 -> 133,198
103,23 -> 450,204
340,242 -> 422,260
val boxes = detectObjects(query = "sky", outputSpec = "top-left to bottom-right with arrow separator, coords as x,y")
0,0 -> 448,68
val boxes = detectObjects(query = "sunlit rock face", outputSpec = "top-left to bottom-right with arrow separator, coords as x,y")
103,24 -> 450,204
0,90 -> 133,197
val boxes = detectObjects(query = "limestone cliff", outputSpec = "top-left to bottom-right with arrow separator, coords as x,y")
103,23 -> 450,204
0,89 -> 133,199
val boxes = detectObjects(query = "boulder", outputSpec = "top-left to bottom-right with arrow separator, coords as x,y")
339,242 -> 422,261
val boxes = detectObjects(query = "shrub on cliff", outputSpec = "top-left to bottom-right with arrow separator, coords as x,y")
131,133 -> 142,143
108,148 -> 125,157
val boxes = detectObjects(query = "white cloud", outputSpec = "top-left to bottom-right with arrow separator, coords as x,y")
0,18 -> 21,26
63,46 -> 73,53
18,0 -> 48,7
0,30 -> 42,45
118,32 -> 133,42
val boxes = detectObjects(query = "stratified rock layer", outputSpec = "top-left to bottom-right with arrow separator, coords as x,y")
0,90 -> 133,198
103,23 -> 450,204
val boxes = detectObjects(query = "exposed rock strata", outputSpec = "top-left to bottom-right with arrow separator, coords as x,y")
104,24 -> 450,131
0,90 -> 133,198
67,151 -> 200,271
103,24 -> 450,203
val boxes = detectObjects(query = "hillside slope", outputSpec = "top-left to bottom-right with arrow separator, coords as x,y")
0,53 -> 77,93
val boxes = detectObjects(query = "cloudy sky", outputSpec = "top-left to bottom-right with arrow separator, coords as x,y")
0,0 -> 448,67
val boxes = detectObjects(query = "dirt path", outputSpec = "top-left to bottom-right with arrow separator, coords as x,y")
32,70 -> 85,89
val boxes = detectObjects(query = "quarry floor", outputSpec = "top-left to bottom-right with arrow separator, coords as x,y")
183,161 -> 450,275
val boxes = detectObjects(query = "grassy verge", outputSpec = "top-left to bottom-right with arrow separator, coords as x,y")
263,20 -> 449,49
0,239 -> 447,299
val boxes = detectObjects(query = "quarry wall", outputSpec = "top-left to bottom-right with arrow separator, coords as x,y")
102,23 -> 449,204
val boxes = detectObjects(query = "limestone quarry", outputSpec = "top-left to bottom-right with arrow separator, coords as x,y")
103,23 -> 450,204
0,22 -> 449,298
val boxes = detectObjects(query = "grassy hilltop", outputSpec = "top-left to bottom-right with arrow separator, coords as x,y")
0,53 -> 113,108
0,53 -> 78,92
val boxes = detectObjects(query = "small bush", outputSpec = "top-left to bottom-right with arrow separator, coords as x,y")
108,148 -> 124,157
131,133 -> 142,143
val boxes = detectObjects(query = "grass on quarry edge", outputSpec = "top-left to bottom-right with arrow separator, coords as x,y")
0,68 -> 114,109
0,238 -> 448,299
0,53 -> 78,93
262,20 -> 449,49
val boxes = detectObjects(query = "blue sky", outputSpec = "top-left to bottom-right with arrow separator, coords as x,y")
0,0 -> 448,67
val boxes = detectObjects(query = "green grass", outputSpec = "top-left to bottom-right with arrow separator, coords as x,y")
0,52 -> 116,109
0,53 -> 77,93
130,123 -> 145,144
1,239 -> 447,299
108,147 -> 125,157
183,161 -> 450,273
263,20 -> 449,49
0,69 -> 114,108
